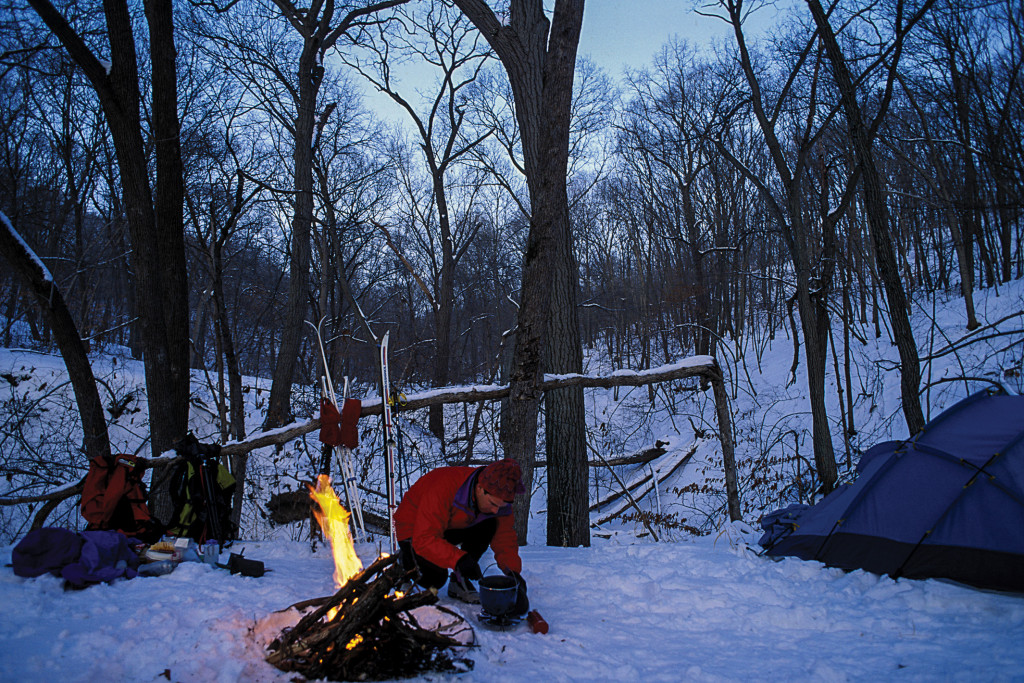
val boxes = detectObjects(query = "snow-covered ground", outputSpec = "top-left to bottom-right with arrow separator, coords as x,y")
3,528 -> 1023,682
2,280 -> 1023,681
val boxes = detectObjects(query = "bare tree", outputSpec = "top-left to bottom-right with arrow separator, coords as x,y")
343,0 -> 492,439
19,53 -> 106,342
23,0 -> 191,527
452,0 -> 587,545
617,40 -> 724,359
709,0 -> 851,492
461,51 -> 614,545
0,210 -> 110,468
971,1 -> 1024,283
804,0 -> 933,435
889,2 -> 991,329
309,83 -> 394,377
261,0 -> 410,429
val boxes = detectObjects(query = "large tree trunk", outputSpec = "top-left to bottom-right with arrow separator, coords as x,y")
544,198 -> 588,547
265,43 -> 319,429
429,175 -> 456,440
454,0 -> 585,544
796,275 -> 838,493
791,195 -> 839,494
27,0 -> 190,523
144,0 -> 191,459
101,0 -> 188,462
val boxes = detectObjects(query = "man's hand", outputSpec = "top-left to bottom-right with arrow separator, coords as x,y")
500,566 -> 530,616
501,566 -> 527,592
397,541 -> 420,580
455,554 -> 482,581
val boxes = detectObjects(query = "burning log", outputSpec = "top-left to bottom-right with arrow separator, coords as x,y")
267,479 -> 472,681
266,554 -> 474,681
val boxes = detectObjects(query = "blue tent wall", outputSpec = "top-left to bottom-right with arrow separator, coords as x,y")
763,389 -> 1024,592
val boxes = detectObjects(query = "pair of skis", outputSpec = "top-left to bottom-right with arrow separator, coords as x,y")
310,319 -> 366,543
312,319 -> 400,553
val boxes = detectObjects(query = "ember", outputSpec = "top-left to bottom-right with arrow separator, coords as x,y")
264,478 -> 474,681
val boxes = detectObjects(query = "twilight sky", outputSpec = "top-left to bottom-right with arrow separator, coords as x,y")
577,0 -> 733,76
360,1 -> 781,125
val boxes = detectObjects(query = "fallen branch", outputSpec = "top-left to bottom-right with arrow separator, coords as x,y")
588,443 -> 664,541
264,488 -> 389,535
219,356 -> 720,457
466,441 -> 669,469
0,479 -> 85,506
921,310 -> 1024,361
590,442 -> 698,523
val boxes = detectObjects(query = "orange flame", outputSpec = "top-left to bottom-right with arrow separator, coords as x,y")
310,475 -> 364,590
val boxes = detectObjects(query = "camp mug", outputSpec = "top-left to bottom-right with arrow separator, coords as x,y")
203,541 -> 219,566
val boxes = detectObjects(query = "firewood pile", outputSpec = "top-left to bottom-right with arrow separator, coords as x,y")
265,554 -> 474,681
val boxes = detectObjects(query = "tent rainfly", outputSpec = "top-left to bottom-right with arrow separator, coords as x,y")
760,388 -> 1024,592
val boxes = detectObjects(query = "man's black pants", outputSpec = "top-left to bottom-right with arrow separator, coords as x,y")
398,518 -> 529,615
398,517 -> 497,589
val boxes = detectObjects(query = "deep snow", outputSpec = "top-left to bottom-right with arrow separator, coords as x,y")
3,528 -> 1024,682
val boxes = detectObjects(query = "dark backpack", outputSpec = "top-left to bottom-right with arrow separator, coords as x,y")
166,435 -> 237,544
80,453 -> 163,543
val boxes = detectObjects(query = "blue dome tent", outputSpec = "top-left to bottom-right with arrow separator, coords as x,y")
760,388 -> 1024,592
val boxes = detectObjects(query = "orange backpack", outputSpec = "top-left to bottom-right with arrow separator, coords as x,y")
80,454 -> 162,542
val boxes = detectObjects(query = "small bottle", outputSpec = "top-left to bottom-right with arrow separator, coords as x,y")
527,610 -> 548,634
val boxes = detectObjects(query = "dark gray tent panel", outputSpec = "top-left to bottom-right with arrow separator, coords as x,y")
760,388 -> 1024,592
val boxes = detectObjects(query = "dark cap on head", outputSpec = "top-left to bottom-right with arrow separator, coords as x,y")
478,459 -> 525,501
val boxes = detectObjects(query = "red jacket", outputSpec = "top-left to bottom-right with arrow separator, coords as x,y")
394,466 -> 522,573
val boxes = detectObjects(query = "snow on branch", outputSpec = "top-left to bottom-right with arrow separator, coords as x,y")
217,356 -> 721,456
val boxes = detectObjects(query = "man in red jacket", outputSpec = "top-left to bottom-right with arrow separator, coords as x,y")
395,459 -> 528,611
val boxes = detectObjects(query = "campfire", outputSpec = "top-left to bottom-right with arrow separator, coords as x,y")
264,475 -> 474,681
309,475 -> 363,593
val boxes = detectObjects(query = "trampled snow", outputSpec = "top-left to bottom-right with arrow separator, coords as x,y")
3,528 -> 1023,682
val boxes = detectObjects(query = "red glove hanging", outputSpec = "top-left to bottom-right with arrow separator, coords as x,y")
319,398 -> 343,446
339,398 -> 361,449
